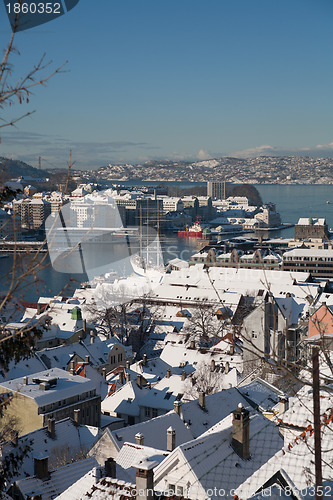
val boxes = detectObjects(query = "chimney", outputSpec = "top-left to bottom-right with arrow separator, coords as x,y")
23,376 -> 28,385
37,303 -> 42,315
85,355 -> 90,364
74,408 -> 81,426
119,370 -> 124,384
34,454 -> 49,480
90,333 -> 95,344
210,360 -> 215,372
142,353 -> 147,366
135,432 -> 144,445
47,417 -> 55,439
199,391 -> 206,410
167,426 -> 175,452
190,340 -> 195,349
225,361 -> 230,374
181,370 -> 186,381
134,459 -> 158,500
232,403 -> 250,460
126,360 -> 130,369
70,359 -> 75,375
126,372 -> 131,383
229,344 -> 234,355
11,430 -> 18,447
278,395 -> 289,415
166,368 -> 171,379
105,457 -> 116,478
102,367 -> 107,379
137,374 -> 143,388
82,319 -> 86,332
173,401 -> 181,416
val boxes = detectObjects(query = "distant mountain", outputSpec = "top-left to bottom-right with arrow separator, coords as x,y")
0,157 -> 50,180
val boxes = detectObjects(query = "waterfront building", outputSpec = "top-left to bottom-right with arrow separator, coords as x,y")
254,203 -> 281,228
13,198 -> 51,230
157,196 -> 184,213
181,195 -> 200,218
282,247 -> 333,277
196,196 -> 214,220
127,198 -> 164,226
70,190 -> 122,229
189,248 -> 282,270
294,217 -> 329,240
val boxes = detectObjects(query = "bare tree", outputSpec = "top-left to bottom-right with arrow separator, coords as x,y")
182,304 -> 226,346
49,443 -> 87,469
0,10 -> 66,493
183,361 -> 225,400
0,3 -> 67,131
86,300 -> 133,344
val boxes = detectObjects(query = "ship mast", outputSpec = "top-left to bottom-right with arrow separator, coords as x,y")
64,149 -> 74,195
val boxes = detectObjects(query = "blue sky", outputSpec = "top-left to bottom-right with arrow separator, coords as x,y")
1,0 -> 333,170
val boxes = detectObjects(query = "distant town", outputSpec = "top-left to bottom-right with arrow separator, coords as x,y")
92,156 -> 333,184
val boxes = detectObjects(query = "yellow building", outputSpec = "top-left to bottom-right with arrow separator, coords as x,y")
0,367 -> 101,436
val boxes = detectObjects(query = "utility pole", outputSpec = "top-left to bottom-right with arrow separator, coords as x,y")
312,346 -> 323,499
38,156 -> 41,170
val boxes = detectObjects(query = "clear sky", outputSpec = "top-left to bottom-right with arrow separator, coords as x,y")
1,0 -> 333,170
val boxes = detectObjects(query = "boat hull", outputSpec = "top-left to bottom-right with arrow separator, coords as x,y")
178,230 -> 203,238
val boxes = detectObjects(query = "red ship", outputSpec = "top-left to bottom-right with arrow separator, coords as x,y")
178,219 -> 203,238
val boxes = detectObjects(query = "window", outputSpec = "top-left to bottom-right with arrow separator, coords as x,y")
169,485 -> 175,494
118,353 -> 122,362
145,407 -> 151,417
152,408 -> 158,418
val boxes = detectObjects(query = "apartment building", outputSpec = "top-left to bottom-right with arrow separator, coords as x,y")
207,180 -> 228,199
282,247 -> 333,277
0,368 -> 101,435
13,198 -> 51,230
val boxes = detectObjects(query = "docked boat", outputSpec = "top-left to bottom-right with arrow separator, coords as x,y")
178,219 -> 203,238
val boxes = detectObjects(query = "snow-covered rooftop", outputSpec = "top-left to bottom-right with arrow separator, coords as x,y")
0,367 -> 96,407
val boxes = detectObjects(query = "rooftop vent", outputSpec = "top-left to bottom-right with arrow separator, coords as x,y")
32,377 -> 57,388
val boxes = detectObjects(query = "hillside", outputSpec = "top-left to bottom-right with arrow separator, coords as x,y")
0,157 -> 50,180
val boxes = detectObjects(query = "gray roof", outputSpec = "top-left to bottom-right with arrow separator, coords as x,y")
110,411 -> 193,451
0,367 -> 96,407
15,456 -> 99,499
2,417 -> 99,482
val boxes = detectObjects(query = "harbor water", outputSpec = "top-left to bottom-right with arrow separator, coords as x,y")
1,184 -> 333,301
